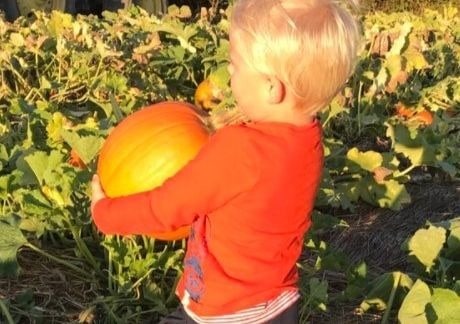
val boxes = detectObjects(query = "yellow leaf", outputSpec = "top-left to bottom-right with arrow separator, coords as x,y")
387,22 -> 412,56
84,117 -> 98,129
42,185 -> 65,207
405,45 -> 429,72
10,33 -> 25,47
0,123 -> 7,136
46,112 -> 72,143
133,33 -> 161,55
347,148 -> 383,172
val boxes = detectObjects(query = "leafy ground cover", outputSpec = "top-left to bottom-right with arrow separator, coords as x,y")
0,4 -> 459,323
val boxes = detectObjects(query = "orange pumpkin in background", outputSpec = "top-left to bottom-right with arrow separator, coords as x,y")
97,101 -> 211,240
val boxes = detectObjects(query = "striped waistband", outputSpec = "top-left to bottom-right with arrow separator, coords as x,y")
182,289 -> 300,324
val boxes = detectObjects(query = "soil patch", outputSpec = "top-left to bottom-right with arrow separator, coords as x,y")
309,180 -> 460,323
0,248 -> 98,323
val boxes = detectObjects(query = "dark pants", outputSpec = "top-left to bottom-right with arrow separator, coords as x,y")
158,299 -> 299,324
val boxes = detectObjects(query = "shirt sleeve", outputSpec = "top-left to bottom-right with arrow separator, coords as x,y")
92,126 -> 259,235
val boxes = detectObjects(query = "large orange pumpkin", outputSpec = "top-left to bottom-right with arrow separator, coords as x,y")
97,101 -> 211,240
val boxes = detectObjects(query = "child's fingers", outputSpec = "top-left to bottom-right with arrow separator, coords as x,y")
90,174 -> 106,215
92,174 -> 99,184
91,174 -> 102,190
91,174 -> 105,198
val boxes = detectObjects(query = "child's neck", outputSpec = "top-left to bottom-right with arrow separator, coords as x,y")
257,103 -> 316,126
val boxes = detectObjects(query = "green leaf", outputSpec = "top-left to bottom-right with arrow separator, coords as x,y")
47,10 -> 73,36
347,148 -> 383,172
323,98 -> 347,126
454,281 -> 460,295
428,288 -> 460,324
405,47 -> 429,71
387,22 -> 412,56
359,177 -> 411,210
398,279 -> 431,324
0,221 -> 27,277
375,66 -> 389,91
19,217 -> 46,235
386,123 -> 436,167
446,221 -> 460,259
407,226 -> 446,273
311,211 -> 349,231
314,250 -> 350,272
9,33 -> 25,47
208,65 -> 230,89
61,130 -> 104,165
0,145 -> 8,171
0,176 -> 9,199
377,179 -> 411,210
21,150 -> 65,185
96,39 -> 123,59
309,277 -> 328,311
344,262 -> 369,300
385,53 -> 404,77
360,271 -> 413,312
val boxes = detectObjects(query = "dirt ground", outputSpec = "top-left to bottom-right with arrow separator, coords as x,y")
310,179 -> 460,323
332,180 -> 460,272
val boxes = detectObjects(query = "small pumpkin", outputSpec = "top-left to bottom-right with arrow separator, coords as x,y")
97,101 -> 211,240
412,110 -> 433,125
194,66 -> 230,111
68,148 -> 86,169
395,102 -> 433,126
194,78 -> 223,111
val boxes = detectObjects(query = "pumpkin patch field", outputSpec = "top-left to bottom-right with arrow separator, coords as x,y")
0,4 -> 459,323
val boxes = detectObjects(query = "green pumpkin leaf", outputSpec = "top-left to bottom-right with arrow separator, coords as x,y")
0,176 -> 9,200
96,39 -> 123,59
385,54 -> 404,77
386,123 -> 436,167
387,22 -> 412,56
311,211 -> 349,231
359,177 -> 411,210
405,47 -> 429,71
61,130 -> 104,166
309,277 -> 329,311
398,279 -> 431,324
10,33 -> 25,47
347,148 -> 383,172
446,220 -> 460,259
18,150 -> 65,185
427,288 -> 460,324
46,11 -> 73,38
406,226 -> 447,273
208,65 -> 231,90
373,66 -> 389,93
454,281 -> 460,295
0,221 -> 27,277
377,179 -> 411,210
0,144 -> 8,165
360,271 -> 413,312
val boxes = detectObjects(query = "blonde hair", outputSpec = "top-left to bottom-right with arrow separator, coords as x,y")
231,0 -> 361,113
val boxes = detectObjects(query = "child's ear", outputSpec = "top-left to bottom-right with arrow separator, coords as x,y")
267,76 -> 285,104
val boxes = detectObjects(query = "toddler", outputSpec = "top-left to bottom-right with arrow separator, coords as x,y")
91,0 -> 360,323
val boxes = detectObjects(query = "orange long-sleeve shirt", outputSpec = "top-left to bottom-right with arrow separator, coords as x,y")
93,120 -> 323,316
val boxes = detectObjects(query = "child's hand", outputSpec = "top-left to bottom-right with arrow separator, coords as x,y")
91,174 -> 106,215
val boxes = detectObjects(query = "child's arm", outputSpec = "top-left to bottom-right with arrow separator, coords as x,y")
91,127 -> 258,235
